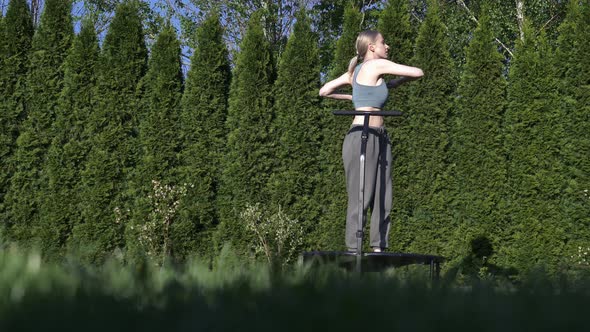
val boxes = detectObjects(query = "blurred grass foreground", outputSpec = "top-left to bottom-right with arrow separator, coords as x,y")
1,246 -> 590,332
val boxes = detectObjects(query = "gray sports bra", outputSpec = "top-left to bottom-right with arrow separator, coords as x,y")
352,63 -> 388,109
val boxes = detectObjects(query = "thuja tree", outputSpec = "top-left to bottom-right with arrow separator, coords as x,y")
378,0 -> 413,111
440,0 -> 473,74
0,15 -> 3,51
393,0 -> 454,255
177,12 -> 230,259
73,2 -> 147,263
311,2 -> 362,251
266,10 -> 322,250
502,22 -> 566,276
376,0 -> 415,251
0,0 -> 33,238
125,24 -> 184,263
555,0 -> 590,269
4,0 -> 73,249
446,10 -> 507,272
215,11 -> 275,256
40,20 -> 99,260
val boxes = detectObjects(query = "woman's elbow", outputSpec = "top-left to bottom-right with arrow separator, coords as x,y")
319,88 -> 328,97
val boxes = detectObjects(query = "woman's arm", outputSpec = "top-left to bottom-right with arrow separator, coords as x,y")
319,72 -> 352,100
386,76 -> 420,89
374,59 -> 424,78
369,59 -> 423,89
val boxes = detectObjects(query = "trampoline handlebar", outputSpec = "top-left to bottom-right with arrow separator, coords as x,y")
332,110 -> 404,117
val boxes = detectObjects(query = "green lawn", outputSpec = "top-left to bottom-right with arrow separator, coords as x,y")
1,247 -> 589,331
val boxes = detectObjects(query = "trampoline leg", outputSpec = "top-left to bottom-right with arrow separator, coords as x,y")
436,262 -> 441,280
355,115 -> 371,274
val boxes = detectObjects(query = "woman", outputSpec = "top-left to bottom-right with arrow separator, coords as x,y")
319,30 -> 423,252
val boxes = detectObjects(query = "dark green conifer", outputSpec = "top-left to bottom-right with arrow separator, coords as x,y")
0,0 -> 34,238
393,0 -> 454,255
177,12 -> 231,259
447,10 -> 507,268
312,2 -> 362,250
503,21 -> 566,275
39,20 -> 99,260
440,0 -> 473,74
0,15 -> 4,59
126,24 -> 184,261
73,2 -> 147,263
377,0 -> 414,113
267,10 -> 322,248
215,11 -> 275,256
377,0 -> 415,250
556,0 -> 590,254
4,0 -> 72,248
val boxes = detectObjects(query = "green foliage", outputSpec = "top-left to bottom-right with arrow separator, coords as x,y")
124,24 -> 184,263
0,0 -> 34,240
178,12 -> 231,259
216,11 -> 275,256
0,248 -> 590,332
525,0 -> 568,42
440,0 -> 473,74
40,19 -> 99,261
0,0 -> 587,277
378,0 -> 413,70
266,10 -> 322,249
503,21 -> 566,276
74,1 -> 147,264
378,0 -> 414,112
392,0 -> 454,255
313,2 -> 362,251
556,0 -> 590,252
376,0 -> 416,252
310,0 -> 367,76
447,10 -> 507,271
240,203 -> 304,267
4,0 -> 73,251
128,180 -> 190,266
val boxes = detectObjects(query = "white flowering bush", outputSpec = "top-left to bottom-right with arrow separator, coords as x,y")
572,246 -> 590,269
122,180 -> 192,265
240,203 -> 304,267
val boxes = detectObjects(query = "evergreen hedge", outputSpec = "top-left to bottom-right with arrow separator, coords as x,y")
502,21 -> 567,276
445,10 -> 507,275
0,0 -> 34,240
41,19 -> 99,261
4,0 -> 73,250
376,0 -> 416,253
392,0 -> 454,256
557,0 -> 590,256
216,12 -> 276,256
313,2 -> 362,251
125,24 -> 184,264
0,2 -> 587,278
177,12 -> 231,260
74,2 -> 147,264
267,10 -> 322,250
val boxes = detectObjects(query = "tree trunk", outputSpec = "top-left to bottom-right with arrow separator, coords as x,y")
516,0 -> 525,41
31,0 -> 42,26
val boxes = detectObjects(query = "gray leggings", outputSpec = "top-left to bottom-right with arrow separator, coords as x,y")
342,125 -> 392,250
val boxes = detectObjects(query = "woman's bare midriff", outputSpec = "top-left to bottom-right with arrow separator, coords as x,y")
352,106 -> 384,127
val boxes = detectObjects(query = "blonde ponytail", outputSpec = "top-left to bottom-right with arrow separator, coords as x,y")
348,55 -> 359,75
